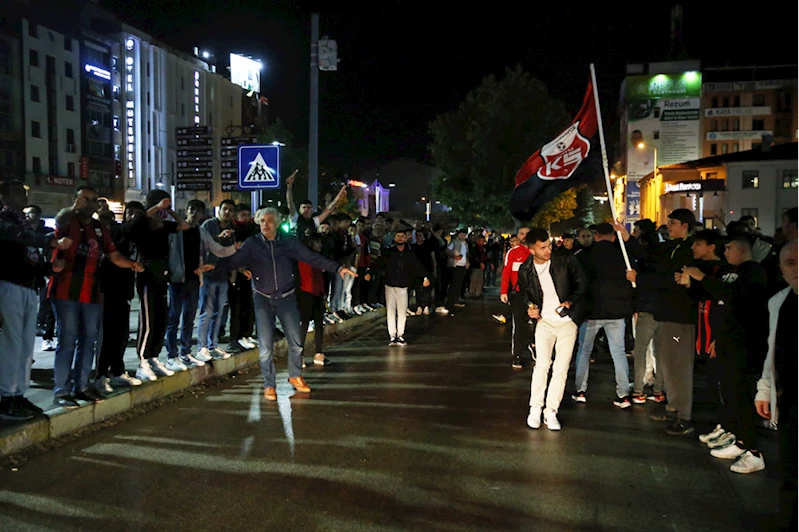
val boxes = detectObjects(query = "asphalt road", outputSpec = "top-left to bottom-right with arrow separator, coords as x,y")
0,292 -> 782,531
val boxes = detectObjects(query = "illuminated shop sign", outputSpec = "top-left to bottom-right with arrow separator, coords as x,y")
125,37 -> 136,183
194,71 -> 200,125
665,182 -> 701,193
84,64 -> 111,80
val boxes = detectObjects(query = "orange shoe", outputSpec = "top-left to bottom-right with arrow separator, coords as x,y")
264,387 -> 277,401
288,376 -> 311,393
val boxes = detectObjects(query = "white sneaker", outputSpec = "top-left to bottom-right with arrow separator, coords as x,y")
423,307 -> 430,315
41,339 -> 56,351
135,363 -> 158,382
95,376 -> 113,393
165,357 -> 188,372
149,358 -> 175,377
435,307 -> 449,315
406,309 -> 415,317
213,347 -> 231,360
195,347 -> 213,363
492,314 -> 507,324
181,354 -> 205,367
730,451 -> 766,474
699,424 -> 725,443
314,353 -> 328,365
707,431 -> 736,449
353,306 -> 365,316
711,443 -> 746,460
111,373 -> 142,386
238,338 -> 255,350
246,337 -> 258,347
526,407 -> 542,429
416,307 -> 423,316
543,409 -> 562,431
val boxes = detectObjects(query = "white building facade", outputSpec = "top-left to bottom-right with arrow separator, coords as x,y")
726,159 -> 798,236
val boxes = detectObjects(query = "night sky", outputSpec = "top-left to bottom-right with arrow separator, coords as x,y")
103,0 -> 797,174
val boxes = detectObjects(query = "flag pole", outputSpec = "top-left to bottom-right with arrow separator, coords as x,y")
589,63 -> 636,286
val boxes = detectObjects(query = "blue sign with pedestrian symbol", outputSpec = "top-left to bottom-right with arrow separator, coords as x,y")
238,145 -> 280,190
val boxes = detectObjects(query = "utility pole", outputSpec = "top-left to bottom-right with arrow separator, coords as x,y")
308,13 -> 320,209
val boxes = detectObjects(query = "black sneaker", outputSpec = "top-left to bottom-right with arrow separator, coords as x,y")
613,396 -> 632,409
54,395 -> 80,409
0,396 -> 34,421
389,337 -> 398,347
571,392 -> 587,403
665,418 -> 695,436
395,336 -> 407,346
75,389 -> 105,403
14,396 -> 44,415
226,343 -> 243,354
512,356 -> 522,369
649,409 -> 678,422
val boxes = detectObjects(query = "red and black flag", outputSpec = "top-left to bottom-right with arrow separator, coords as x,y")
509,80 -> 602,221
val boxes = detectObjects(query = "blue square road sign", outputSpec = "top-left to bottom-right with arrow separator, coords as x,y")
238,145 -> 280,190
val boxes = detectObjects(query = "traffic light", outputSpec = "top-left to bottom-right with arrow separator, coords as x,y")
318,39 -> 338,71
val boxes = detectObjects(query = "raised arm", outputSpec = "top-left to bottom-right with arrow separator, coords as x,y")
200,226 -> 238,258
315,185 -> 347,225
286,170 -> 298,219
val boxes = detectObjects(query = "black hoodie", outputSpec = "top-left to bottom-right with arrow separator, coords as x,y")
652,236 -> 697,324
372,244 -> 427,288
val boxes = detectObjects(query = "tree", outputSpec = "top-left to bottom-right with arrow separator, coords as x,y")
428,65 -> 570,229
530,187 -> 578,231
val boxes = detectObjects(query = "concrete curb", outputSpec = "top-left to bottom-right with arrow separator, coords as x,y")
0,308 -> 386,458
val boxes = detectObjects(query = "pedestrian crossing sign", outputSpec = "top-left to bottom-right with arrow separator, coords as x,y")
238,145 -> 280,190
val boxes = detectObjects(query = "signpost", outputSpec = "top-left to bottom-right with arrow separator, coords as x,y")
175,126 -> 213,191
220,135 -> 257,193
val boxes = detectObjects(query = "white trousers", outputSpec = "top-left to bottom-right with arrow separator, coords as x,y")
529,318 -> 578,412
385,286 -> 409,338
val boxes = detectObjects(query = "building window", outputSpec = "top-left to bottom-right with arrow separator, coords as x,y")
64,36 -> 72,51
32,156 -> 41,173
710,143 -> 718,155
66,95 -> 74,111
733,119 -> 740,131
147,149 -> 151,163
721,119 -> 729,131
742,170 -> 760,189
67,162 -> 75,178
66,128 -> 75,145
113,115 -> 119,130
31,121 -> 41,138
711,96 -> 718,108
783,170 -> 798,189
741,208 -> 758,226
29,49 -> 39,67
147,63 -> 150,77
722,96 -> 730,107
752,94 -> 766,106
30,85 -> 40,102
752,119 -> 765,130
28,23 -> 37,38
732,143 -> 739,153
710,119 -> 718,132
777,91 -> 792,112
733,95 -> 740,107
721,144 -> 728,154
147,92 -> 150,105
147,120 -> 151,134
65,62 -> 73,78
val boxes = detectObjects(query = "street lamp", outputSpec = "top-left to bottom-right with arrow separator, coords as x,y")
636,142 -> 658,177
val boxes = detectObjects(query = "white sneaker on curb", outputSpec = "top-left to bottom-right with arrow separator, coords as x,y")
165,357 -> 188,372
730,451 -> 765,474
711,443 -> 746,460
136,363 -> 158,382
527,407 -> 542,429
195,348 -> 213,363
544,409 -> 562,431
213,347 -> 231,360
416,307 -> 423,316
435,306 -> 449,315
111,373 -> 142,386
180,354 -> 205,367
41,339 -> 56,351
707,431 -> 736,449
314,353 -> 328,365
238,338 -> 256,350
95,376 -> 113,393
423,306 -> 430,315
246,337 -> 258,347
149,358 -> 175,377
699,424 -> 725,443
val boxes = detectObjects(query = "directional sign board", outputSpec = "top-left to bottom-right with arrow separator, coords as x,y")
176,126 -> 213,191
238,145 -> 280,190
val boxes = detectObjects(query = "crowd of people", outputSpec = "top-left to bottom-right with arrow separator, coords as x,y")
500,207 -> 796,529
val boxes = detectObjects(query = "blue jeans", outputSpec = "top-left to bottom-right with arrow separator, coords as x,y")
574,318 -> 630,398
52,299 -> 102,397
197,280 -> 229,350
0,281 -> 38,397
165,280 -> 200,358
253,292 -> 303,388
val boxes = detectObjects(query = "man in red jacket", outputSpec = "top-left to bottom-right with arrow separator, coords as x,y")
500,225 -> 532,369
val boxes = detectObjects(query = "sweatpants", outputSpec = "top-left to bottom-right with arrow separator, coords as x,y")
529,318 -> 578,413
716,340 -> 760,451
414,279 -> 432,310
137,279 -> 169,360
385,286 -> 409,338
98,291 -> 130,377
468,268 -> 484,297
633,312 -> 663,395
298,290 -> 325,355
510,291 -> 534,360
0,281 -> 37,398
229,278 -> 255,343
446,267 -> 468,309
655,321 -> 696,421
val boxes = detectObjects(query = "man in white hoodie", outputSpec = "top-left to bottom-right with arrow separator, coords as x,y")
755,240 -> 797,531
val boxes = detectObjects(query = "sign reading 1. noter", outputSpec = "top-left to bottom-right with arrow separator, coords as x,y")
238,145 -> 280,190
626,72 -> 702,99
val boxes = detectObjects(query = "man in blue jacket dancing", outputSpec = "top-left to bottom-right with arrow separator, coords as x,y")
197,207 -> 356,401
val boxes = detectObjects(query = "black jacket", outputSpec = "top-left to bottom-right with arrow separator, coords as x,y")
652,237 -> 697,324
686,259 -> 730,357
372,244 -> 428,288
698,260 -> 769,369
578,240 -> 634,320
517,252 -> 588,326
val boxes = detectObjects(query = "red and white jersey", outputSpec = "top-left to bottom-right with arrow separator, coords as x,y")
500,245 -> 531,295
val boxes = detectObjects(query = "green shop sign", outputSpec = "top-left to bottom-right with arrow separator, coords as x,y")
626,72 -> 702,100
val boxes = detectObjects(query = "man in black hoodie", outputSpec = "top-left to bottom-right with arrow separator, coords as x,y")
368,228 -> 429,346
682,233 -> 769,473
651,208 -> 698,436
